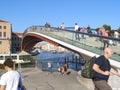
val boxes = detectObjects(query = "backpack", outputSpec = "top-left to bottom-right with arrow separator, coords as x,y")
81,56 -> 97,79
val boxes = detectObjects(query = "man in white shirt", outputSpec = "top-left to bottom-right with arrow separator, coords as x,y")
74,23 -> 80,40
48,61 -> 52,73
114,31 -> 119,45
0,58 -> 22,90
60,23 -> 65,29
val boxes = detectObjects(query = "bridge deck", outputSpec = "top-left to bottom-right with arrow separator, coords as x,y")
39,30 -> 120,62
23,26 -> 120,69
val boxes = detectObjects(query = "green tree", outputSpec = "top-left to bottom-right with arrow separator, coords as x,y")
96,28 -> 99,32
103,24 -> 111,31
117,27 -> 120,33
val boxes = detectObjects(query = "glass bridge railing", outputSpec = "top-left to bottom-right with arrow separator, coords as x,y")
24,26 -> 120,62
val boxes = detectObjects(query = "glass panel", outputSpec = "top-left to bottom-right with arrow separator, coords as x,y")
19,55 -> 31,61
12,56 -> 17,59
5,56 -> 11,60
0,56 -> 3,60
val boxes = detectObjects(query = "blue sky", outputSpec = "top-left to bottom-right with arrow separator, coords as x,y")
0,0 -> 120,32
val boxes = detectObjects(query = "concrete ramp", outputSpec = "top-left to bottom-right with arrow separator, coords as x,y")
77,71 -> 94,90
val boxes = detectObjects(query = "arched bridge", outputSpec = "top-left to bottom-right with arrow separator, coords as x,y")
22,26 -> 85,55
22,26 -> 120,68
22,29 -> 59,51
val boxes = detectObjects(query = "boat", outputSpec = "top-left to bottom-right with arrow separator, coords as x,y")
0,51 -> 31,64
29,47 -> 41,56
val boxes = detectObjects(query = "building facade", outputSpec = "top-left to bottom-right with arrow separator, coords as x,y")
12,32 -> 23,53
0,19 -> 31,64
0,20 -> 12,54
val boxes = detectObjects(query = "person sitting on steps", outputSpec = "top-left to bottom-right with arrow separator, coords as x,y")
59,59 -> 71,75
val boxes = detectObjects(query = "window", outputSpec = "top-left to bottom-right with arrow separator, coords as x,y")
0,56 -> 3,60
0,26 -> 2,29
3,32 -> 6,37
12,56 -> 17,59
0,32 -> 2,37
5,56 -> 11,60
4,26 -> 6,29
0,41 -> 2,45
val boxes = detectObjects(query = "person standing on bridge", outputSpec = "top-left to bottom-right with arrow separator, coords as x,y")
113,30 -> 119,46
60,23 -> 65,30
92,47 -> 120,90
87,25 -> 92,34
102,30 -> 109,50
74,23 -> 80,40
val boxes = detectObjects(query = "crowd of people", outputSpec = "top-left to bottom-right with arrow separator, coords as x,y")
44,22 -> 120,44
43,22 -> 119,54
95,27 -> 119,49
73,23 -> 120,50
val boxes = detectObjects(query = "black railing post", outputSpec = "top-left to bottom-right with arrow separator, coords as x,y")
75,56 -> 78,70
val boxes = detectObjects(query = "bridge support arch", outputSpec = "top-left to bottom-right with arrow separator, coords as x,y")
22,33 -> 59,51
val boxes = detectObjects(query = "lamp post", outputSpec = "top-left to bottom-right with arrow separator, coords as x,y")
8,38 -> 11,58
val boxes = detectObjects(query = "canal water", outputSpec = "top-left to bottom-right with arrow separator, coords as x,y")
36,51 -> 85,72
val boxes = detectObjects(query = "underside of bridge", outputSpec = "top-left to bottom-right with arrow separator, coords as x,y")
22,33 -> 90,60
22,33 -> 80,53
22,33 -> 59,51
